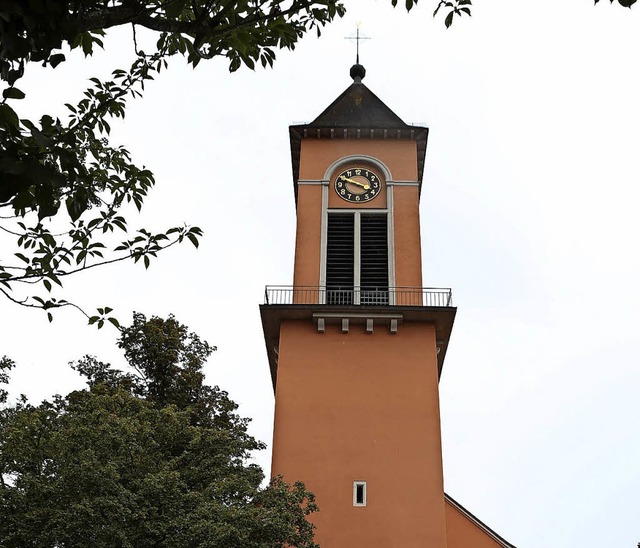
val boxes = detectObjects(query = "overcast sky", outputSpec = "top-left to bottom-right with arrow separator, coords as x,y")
2,1 -> 640,546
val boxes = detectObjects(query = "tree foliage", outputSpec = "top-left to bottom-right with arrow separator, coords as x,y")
432,0 -> 471,28
595,0 -> 637,7
0,314 -> 318,548
0,0 -> 351,324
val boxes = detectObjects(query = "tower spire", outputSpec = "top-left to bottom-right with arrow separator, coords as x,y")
346,23 -> 369,83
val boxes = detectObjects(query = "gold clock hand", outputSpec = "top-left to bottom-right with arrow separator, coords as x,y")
340,175 -> 370,190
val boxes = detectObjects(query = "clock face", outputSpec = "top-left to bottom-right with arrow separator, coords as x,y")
334,167 -> 382,203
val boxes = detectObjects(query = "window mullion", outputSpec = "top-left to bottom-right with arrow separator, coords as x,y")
354,212 -> 361,305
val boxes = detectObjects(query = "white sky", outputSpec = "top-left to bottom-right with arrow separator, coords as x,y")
2,1 -> 640,546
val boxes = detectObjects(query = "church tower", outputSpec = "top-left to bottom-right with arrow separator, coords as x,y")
261,63 -> 515,548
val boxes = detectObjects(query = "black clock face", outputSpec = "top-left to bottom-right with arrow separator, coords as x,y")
334,167 -> 382,203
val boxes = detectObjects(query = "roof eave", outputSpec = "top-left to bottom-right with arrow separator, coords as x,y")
444,493 -> 518,548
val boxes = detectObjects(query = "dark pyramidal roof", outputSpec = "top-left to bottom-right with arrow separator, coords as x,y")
310,64 -> 407,129
289,64 -> 429,200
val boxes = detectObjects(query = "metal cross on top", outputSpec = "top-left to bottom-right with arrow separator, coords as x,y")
345,24 -> 370,64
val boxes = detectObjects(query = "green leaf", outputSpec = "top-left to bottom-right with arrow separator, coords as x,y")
49,53 -> 66,68
0,103 -> 19,129
229,56 -> 241,73
66,193 -> 89,222
2,87 -> 26,100
445,11 -> 454,27
186,233 -> 200,248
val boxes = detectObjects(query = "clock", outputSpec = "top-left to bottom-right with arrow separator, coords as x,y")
334,167 -> 382,203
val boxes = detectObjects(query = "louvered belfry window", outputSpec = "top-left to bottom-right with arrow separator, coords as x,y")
326,214 -> 355,305
360,214 -> 389,305
326,212 -> 389,305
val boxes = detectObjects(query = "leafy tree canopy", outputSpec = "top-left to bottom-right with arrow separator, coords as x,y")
0,313 -> 318,548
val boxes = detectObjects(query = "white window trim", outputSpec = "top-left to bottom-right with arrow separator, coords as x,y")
353,481 -> 367,506
319,156 -> 395,303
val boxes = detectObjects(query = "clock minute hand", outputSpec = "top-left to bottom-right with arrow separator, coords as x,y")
340,175 -> 370,190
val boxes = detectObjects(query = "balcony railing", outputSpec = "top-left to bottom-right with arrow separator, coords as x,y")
264,286 -> 453,307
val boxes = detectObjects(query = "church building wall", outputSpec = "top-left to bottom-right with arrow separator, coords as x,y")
271,319 -> 448,547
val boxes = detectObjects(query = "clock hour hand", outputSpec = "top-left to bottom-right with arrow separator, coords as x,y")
340,175 -> 370,190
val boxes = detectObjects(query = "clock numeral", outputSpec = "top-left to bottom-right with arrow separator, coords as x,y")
337,182 -> 343,188
355,169 -> 361,175
355,195 -> 361,201
346,170 -> 352,177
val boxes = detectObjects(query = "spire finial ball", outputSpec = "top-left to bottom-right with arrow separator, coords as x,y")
350,63 -> 366,83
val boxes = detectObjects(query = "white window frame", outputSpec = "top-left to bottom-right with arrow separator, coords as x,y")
319,156 -> 396,305
353,480 -> 367,506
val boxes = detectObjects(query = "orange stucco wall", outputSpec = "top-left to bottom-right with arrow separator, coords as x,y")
445,499 -> 510,548
292,182 -> 323,289
392,184 -> 422,288
299,139 -> 418,181
271,320 -> 447,548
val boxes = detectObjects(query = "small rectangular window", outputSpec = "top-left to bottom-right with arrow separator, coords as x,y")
353,481 -> 367,506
